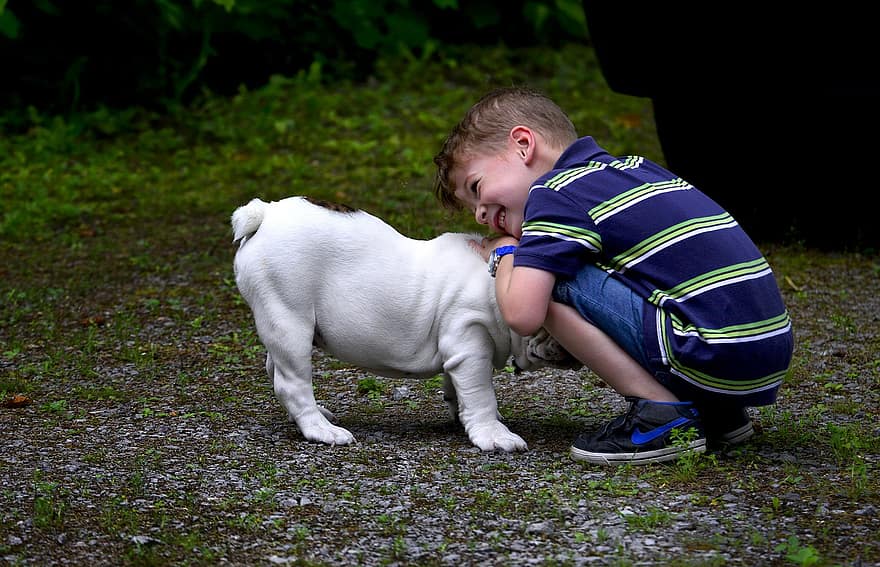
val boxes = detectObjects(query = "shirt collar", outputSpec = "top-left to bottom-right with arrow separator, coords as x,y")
554,136 -> 609,169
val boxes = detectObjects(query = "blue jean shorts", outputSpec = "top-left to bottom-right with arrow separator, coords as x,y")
552,263 -> 653,372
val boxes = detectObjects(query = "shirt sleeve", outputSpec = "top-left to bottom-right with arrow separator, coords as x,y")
513,186 -> 602,278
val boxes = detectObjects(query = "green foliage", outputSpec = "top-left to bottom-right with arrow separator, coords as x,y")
0,43 -> 657,244
669,426 -> 717,481
0,0 -> 21,38
0,0 -> 588,126
623,505 -> 672,531
357,377 -> 386,400
775,535 -> 822,566
32,475 -> 67,531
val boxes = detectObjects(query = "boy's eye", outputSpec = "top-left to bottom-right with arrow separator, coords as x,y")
470,179 -> 479,197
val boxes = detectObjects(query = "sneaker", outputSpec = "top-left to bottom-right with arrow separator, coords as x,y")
698,405 -> 754,448
571,397 -> 706,465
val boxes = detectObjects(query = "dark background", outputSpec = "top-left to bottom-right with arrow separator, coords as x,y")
2,0 -> 876,250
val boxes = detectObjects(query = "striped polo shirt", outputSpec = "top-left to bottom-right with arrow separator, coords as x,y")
515,137 -> 793,406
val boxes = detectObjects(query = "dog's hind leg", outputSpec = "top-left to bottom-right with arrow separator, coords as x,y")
256,307 -> 356,446
441,375 -> 460,424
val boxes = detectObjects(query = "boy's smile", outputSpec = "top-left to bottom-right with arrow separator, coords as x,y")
451,147 -> 531,239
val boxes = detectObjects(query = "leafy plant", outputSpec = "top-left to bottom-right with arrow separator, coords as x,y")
32,477 -> 66,531
1,0 -> 589,126
775,535 -> 821,566
357,377 -> 385,400
669,425 -> 714,481
624,505 -> 672,531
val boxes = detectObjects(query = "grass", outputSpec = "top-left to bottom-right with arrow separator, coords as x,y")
1,42 -> 878,566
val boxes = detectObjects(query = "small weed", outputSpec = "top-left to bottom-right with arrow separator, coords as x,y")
376,512 -> 405,536
252,487 -> 276,505
73,385 -> 125,401
0,375 -> 32,398
774,535 -> 821,566
33,479 -> 66,530
624,505 -> 672,531
763,496 -> 783,520
389,535 -> 407,560
749,530 -> 767,546
2,346 -> 21,359
83,448 -> 108,464
423,374 -> 444,393
567,395 -> 598,417
587,475 -> 639,497
227,512 -> 262,532
356,377 -> 385,401
847,457 -> 870,500
668,426 -> 714,481
100,497 -> 140,533
40,399 -> 68,413
826,422 -> 869,465
290,524 -> 310,542
128,470 -> 146,496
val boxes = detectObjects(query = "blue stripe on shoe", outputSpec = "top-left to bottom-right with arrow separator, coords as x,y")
630,416 -> 694,445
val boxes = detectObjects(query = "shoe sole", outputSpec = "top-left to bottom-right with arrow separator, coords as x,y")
570,439 -> 707,465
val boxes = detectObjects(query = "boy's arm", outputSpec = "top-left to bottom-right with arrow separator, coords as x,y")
495,262 -> 555,338
468,236 -> 555,336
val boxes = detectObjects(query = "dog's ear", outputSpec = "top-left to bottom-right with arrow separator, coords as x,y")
526,328 -> 582,370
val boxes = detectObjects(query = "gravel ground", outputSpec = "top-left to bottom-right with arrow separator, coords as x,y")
1,245 -> 878,566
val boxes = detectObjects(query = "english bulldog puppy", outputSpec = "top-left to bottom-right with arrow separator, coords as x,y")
231,195 -> 578,451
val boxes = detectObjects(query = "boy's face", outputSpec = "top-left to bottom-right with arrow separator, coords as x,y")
450,145 -> 534,239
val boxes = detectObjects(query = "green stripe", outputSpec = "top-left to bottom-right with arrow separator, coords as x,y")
589,182 -> 655,219
589,177 -> 689,220
522,220 -> 601,250
613,212 -> 734,272
545,162 -> 605,190
647,257 -> 770,305
658,310 -> 788,392
670,311 -> 792,340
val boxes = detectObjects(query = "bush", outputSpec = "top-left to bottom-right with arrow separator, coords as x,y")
0,0 -> 587,129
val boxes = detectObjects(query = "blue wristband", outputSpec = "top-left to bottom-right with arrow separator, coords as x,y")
488,245 -> 517,277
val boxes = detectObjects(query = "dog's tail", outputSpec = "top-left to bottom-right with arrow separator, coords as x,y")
231,198 -> 269,244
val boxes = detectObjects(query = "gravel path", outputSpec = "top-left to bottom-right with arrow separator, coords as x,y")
2,246 -> 878,566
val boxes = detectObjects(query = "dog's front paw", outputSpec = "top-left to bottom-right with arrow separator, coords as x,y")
294,407 -> 356,446
317,405 -> 336,422
301,424 -> 356,446
467,422 -> 528,452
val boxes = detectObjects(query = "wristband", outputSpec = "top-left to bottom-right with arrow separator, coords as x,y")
487,245 -> 516,277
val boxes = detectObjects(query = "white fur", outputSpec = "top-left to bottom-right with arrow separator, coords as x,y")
232,196 -> 575,452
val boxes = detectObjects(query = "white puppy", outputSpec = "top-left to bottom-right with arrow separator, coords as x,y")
231,195 -> 576,452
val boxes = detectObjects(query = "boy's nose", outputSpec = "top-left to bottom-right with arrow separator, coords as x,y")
475,205 -> 488,225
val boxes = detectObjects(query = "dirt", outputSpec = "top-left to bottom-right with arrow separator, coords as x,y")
1,238 -> 878,566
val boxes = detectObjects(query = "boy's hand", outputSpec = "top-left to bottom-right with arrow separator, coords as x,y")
469,235 -> 519,262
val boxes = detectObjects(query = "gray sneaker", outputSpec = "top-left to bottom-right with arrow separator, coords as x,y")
571,397 -> 706,465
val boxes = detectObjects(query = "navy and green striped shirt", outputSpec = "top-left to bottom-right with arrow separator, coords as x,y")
515,137 -> 793,405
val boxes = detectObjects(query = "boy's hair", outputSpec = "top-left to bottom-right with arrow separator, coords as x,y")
433,86 -> 578,210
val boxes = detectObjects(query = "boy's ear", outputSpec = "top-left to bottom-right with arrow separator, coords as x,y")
509,126 -> 535,163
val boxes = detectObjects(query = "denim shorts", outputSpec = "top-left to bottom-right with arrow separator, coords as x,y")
552,263 -> 653,372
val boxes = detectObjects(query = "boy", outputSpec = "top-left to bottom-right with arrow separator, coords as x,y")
433,87 -> 794,465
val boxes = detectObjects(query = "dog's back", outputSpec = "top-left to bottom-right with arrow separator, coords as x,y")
231,196 -> 415,296
230,195 -> 501,373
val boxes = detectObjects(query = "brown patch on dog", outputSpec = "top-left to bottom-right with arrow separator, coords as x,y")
304,196 -> 357,214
